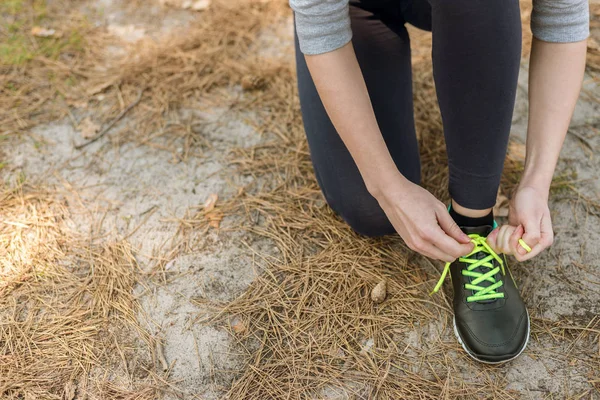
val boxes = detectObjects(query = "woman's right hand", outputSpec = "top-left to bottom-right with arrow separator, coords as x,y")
371,178 -> 474,262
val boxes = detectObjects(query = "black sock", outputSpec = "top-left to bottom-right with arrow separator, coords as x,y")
449,206 -> 494,228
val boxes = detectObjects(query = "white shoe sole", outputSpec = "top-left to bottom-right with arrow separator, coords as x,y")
452,310 -> 530,365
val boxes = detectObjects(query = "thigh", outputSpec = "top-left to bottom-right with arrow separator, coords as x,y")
294,3 -> 421,236
399,0 -> 432,32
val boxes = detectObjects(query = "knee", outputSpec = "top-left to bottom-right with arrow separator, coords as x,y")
326,193 -> 395,238
344,211 -> 395,237
340,206 -> 395,237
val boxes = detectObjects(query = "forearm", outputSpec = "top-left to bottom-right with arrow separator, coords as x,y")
520,37 -> 587,193
304,42 -> 407,195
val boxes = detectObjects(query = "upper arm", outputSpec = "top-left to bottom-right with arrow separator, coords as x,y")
290,0 -> 352,55
531,0 -> 590,43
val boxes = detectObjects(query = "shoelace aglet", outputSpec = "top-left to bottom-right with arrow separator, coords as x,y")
518,238 -> 532,253
430,262 -> 451,296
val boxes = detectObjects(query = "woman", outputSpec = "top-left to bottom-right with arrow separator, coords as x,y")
290,0 -> 589,363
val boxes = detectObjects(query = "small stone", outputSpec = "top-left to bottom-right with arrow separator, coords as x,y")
371,280 -> 387,303
165,259 -> 176,271
360,337 -> 374,355
77,117 -> 100,139
190,0 -> 210,11
230,317 -> 246,334
241,75 -> 266,91
31,26 -> 62,38
203,193 -> 218,212
371,279 -> 387,304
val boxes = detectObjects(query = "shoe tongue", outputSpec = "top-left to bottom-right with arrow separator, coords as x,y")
460,224 -> 494,237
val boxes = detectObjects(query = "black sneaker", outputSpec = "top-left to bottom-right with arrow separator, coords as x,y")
431,225 -> 530,363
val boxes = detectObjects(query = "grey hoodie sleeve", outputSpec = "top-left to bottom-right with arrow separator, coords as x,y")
531,0 -> 590,43
290,0 -> 352,55
289,0 -> 590,56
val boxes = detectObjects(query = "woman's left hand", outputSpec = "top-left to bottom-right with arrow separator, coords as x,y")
487,185 -> 554,261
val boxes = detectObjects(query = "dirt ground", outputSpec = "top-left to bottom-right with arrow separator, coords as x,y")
2,0 -> 600,399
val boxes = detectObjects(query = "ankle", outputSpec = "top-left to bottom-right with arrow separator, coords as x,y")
450,200 -> 494,228
451,200 -> 492,218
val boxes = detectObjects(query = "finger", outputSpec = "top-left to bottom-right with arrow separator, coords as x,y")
495,225 -> 515,254
410,226 -> 463,262
540,212 -> 554,247
486,227 -> 500,251
514,241 -> 543,262
496,226 -> 507,254
515,213 -> 554,262
519,239 -> 532,253
522,217 -> 542,250
409,238 -> 451,262
430,228 -> 474,259
513,217 -> 542,262
422,241 -> 457,263
509,225 -> 525,255
419,249 -> 441,261
514,236 -> 545,261
493,225 -> 507,253
436,208 -> 471,244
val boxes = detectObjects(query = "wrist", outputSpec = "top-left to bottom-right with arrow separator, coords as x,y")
517,170 -> 550,199
519,155 -> 554,195
365,164 -> 411,199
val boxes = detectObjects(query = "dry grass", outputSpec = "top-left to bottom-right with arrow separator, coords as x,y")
169,1 -> 599,398
0,183 -> 164,399
2,0 -> 599,398
1,0 -> 289,156
1,2 -> 296,397
67,0 -> 293,156
184,49 -> 526,400
587,4 -> 600,72
0,0 -> 110,135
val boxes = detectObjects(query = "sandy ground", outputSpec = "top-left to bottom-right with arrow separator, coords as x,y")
4,0 -> 600,398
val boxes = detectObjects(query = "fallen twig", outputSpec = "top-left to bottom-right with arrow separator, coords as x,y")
157,337 -> 169,372
567,129 -> 595,153
75,88 -> 146,150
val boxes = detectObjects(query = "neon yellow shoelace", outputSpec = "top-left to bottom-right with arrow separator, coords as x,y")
430,234 -> 505,303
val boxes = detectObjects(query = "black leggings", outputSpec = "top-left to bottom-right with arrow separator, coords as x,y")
294,0 -> 522,237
